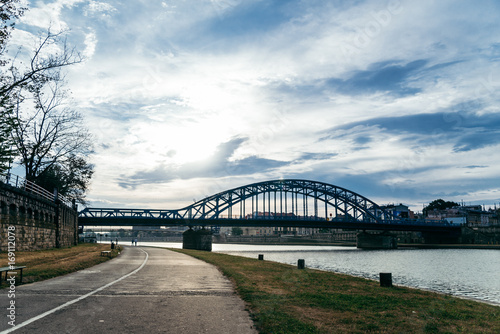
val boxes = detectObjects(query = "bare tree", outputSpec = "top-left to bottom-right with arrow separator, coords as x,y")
1,29 -> 82,97
1,2 -> 93,203
1,3 -> 83,174
14,68 -> 92,200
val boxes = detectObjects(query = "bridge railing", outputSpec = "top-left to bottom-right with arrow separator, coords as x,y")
78,208 -> 454,227
213,215 -> 454,226
0,172 -> 72,207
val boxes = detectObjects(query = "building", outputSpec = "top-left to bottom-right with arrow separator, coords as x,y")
426,204 -> 498,226
380,204 -> 415,219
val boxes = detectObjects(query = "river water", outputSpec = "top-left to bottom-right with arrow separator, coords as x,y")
135,242 -> 500,305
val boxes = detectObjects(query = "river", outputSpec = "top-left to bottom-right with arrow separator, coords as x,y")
131,242 -> 500,305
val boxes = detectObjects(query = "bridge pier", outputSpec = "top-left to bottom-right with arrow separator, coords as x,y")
183,228 -> 212,251
421,230 -> 461,244
356,232 -> 397,249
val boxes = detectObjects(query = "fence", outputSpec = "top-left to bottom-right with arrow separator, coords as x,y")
0,172 -> 72,207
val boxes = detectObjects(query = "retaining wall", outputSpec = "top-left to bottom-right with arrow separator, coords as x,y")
0,183 -> 78,251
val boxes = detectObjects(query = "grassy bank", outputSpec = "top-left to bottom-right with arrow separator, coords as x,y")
175,249 -> 499,334
0,243 -> 120,287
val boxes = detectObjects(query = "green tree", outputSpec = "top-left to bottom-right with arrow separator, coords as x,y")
0,0 -> 25,173
423,199 -> 460,216
231,227 -> 243,236
35,154 -> 94,204
0,99 -> 16,173
0,1 -> 25,67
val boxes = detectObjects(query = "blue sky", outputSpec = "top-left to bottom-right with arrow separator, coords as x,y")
11,0 -> 500,211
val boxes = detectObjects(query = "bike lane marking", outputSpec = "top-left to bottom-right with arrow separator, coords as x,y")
1,248 -> 149,334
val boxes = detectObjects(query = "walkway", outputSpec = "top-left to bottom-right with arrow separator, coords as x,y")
0,247 -> 256,333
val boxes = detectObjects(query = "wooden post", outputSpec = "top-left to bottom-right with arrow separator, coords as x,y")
380,273 -> 392,287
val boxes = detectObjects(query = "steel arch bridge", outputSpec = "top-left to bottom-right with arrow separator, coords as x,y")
186,179 -> 393,222
79,179 -> 457,232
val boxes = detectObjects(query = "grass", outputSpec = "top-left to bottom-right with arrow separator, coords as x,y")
174,249 -> 500,334
0,243 -> 121,287
0,245 -> 497,333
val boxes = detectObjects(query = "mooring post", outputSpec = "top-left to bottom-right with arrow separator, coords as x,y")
380,273 -> 392,287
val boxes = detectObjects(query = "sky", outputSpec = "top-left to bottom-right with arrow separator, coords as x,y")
10,0 -> 500,212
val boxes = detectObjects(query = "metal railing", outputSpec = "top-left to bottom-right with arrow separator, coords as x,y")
0,172 -> 72,207
78,207 -> 455,229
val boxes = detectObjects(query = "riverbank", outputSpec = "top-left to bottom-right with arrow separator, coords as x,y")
0,243 -> 120,287
223,240 -> 500,249
175,248 -> 500,333
221,236 -> 500,249
398,243 -> 500,249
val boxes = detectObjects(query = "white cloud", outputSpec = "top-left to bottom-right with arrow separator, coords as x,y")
21,0 -> 85,30
82,30 -> 97,58
11,0 -> 500,211
85,0 -> 116,15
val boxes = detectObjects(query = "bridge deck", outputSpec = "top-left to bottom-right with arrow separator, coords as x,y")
78,216 -> 460,233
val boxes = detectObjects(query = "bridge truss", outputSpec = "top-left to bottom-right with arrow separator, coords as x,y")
79,179 -> 457,232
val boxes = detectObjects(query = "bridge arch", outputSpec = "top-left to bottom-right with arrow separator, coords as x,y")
173,180 -> 393,223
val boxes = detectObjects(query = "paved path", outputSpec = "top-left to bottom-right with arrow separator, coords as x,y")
0,247 -> 257,333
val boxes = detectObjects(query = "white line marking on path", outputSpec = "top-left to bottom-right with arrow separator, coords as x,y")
1,248 -> 149,334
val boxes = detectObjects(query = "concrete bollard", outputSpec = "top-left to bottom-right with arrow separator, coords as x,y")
298,259 -> 305,269
258,254 -> 264,260
380,273 -> 392,287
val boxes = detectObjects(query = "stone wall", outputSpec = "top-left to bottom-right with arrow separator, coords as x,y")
356,231 -> 397,249
183,228 -> 213,251
460,225 -> 500,244
0,183 -> 78,251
